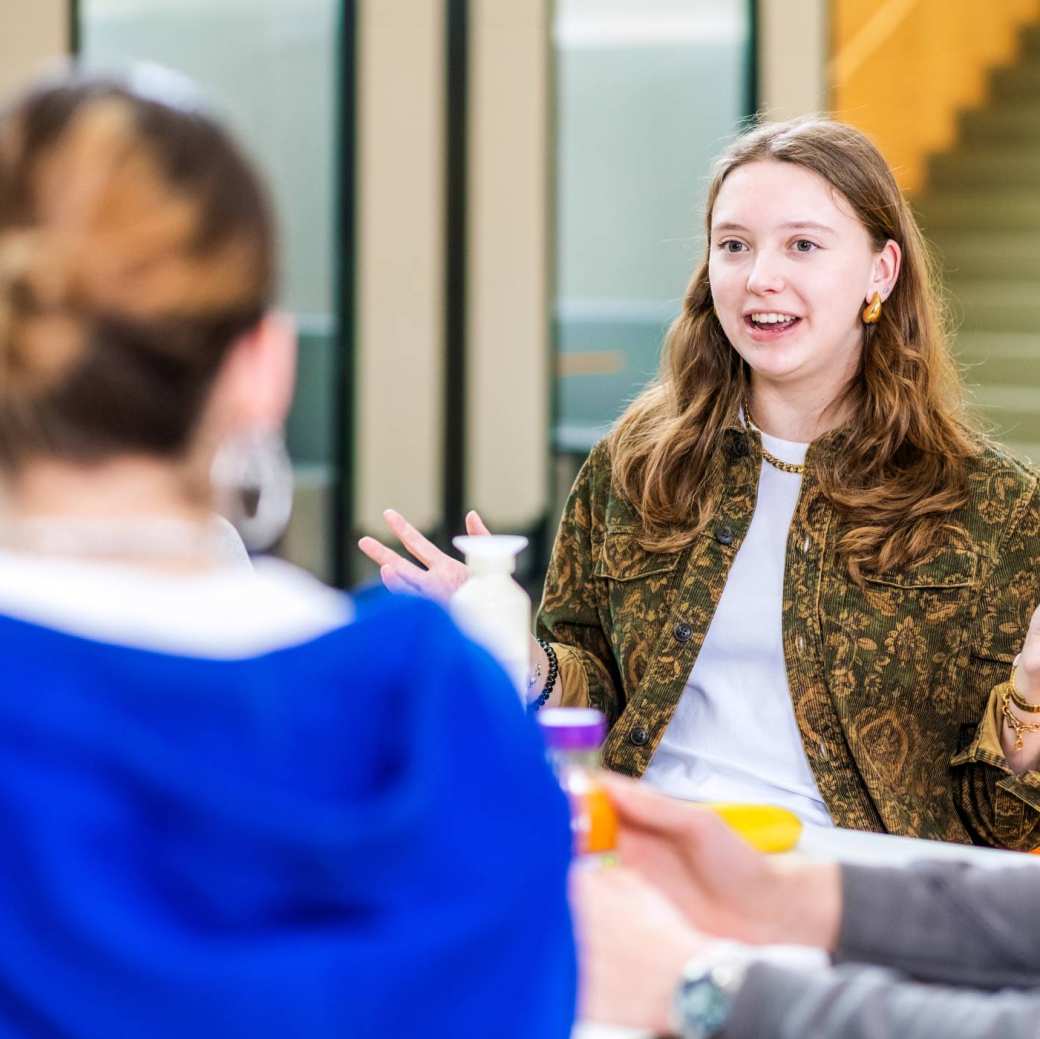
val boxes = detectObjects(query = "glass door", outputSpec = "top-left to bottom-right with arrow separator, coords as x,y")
77,0 -> 349,583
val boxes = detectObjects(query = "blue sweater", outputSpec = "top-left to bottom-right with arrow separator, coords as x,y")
0,591 -> 576,1037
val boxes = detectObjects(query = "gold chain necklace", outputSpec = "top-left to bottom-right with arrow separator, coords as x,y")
742,397 -> 806,476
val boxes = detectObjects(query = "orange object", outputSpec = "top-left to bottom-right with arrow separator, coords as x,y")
569,776 -> 619,856
538,708 -> 617,861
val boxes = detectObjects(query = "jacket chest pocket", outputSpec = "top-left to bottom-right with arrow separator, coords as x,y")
861,546 -> 977,623
824,546 -> 979,694
594,528 -> 681,626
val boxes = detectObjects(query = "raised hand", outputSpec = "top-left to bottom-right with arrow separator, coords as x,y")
358,508 -> 491,601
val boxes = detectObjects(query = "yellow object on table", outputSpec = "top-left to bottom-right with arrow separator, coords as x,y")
704,803 -> 803,853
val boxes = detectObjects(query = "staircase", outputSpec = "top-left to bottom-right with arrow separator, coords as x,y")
914,19 -> 1040,463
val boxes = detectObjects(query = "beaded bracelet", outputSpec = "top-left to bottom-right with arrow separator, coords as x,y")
527,637 -> 558,715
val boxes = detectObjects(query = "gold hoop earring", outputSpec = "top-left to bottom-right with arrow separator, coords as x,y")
862,292 -> 882,325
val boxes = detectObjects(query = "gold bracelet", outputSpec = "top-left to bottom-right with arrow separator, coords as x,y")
1010,686 -> 1040,715
1008,666 -> 1040,714
1002,689 -> 1040,751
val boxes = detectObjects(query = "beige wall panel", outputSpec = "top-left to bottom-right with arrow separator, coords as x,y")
467,0 -> 550,530
756,0 -> 827,119
0,0 -> 68,105
355,0 -> 445,534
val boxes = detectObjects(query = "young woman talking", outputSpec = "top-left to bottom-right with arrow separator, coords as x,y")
362,118 -> 1040,850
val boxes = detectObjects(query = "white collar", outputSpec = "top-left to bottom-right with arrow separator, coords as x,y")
0,551 -> 352,659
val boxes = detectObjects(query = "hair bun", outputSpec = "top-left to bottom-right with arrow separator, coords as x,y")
0,229 -> 85,397
0,74 -> 276,470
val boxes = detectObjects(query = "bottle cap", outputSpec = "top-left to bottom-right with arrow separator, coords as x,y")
538,707 -> 607,750
453,534 -> 528,574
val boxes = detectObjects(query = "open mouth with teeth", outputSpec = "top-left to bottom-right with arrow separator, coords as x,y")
744,311 -> 802,337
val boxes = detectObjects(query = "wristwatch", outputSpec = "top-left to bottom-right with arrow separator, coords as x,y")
673,941 -> 750,1039
673,940 -> 830,1038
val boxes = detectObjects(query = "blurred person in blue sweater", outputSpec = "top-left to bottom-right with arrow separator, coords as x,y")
0,71 -> 575,1038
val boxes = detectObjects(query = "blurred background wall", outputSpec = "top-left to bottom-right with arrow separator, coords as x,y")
0,0 -> 67,101
553,0 -> 752,491
3,0 -> 1040,587
831,0 -> 1040,465
831,0 -> 1038,192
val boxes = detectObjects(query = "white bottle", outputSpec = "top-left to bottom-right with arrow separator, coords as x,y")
450,535 -> 531,703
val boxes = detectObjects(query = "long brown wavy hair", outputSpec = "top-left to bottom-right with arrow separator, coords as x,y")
609,117 -> 983,581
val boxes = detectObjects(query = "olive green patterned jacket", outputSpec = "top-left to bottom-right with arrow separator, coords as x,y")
536,418 -> 1040,849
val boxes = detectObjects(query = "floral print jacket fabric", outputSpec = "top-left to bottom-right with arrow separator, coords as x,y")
536,420 -> 1040,849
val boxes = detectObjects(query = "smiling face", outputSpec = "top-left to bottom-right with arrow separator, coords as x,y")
708,159 -> 898,406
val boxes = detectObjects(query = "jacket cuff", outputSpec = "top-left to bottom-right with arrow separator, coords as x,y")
551,642 -> 618,719
553,643 -> 591,708
951,682 -> 1011,771
951,682 -> 1040,833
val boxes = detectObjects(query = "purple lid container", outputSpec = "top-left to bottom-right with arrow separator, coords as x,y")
537,707 -> 606,750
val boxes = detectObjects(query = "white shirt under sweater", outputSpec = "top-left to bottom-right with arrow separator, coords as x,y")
0,550 -> 350,657
643,429 -> 833,827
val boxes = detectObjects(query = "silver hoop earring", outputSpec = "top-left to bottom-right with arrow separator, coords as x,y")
211,429 -> 294,552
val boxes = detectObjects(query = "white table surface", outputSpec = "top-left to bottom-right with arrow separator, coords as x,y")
573,823 -> 1040,1038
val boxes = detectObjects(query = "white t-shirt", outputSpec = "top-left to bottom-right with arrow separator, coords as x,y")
643,429 -> 833,827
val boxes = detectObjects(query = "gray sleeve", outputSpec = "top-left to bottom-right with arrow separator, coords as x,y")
835,861 -> 1040,989
725,962 -> 1040,1039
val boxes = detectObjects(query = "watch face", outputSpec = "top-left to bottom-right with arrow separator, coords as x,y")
678,975 -> 731,1039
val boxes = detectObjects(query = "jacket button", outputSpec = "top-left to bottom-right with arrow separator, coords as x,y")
715,524 -> 735,546
629,726 -> 650,747
673,622 -> 693,643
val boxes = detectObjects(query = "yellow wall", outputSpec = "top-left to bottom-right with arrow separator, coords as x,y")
831,0 -> 1040,192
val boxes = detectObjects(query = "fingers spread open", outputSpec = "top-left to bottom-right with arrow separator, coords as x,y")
359,534 -> 432,587
384,509 -> 444,568
381,564 -> 421,595
358,535 -> 405,569
383,552 -> 430,588
465,510 -> 492,536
